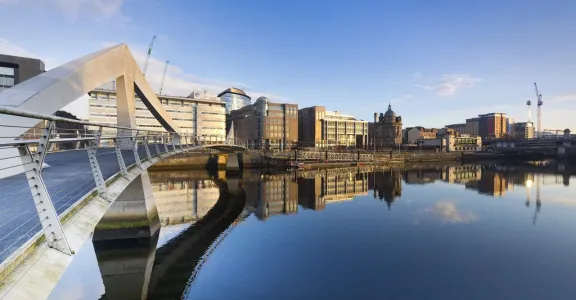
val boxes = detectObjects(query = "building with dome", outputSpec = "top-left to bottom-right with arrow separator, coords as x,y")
217,87 -> 252,114
368,104 -> 403,148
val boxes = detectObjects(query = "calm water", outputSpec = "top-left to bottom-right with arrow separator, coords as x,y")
50,164 -> 576,300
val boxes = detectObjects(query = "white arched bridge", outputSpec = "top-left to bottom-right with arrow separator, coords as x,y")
0,44 -> 247,299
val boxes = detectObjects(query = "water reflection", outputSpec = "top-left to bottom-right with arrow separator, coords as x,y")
49,163 -> 576,300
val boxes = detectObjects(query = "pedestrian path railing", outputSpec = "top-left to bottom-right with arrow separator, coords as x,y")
0,105 -> 244,264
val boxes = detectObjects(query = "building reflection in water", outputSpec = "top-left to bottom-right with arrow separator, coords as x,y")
86,164 -> 572,299
150,172 -> 221,226
242,168 -> 369,220
369,169 -> 402,209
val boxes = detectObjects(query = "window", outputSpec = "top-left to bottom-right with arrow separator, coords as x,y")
0,66 -> 15,76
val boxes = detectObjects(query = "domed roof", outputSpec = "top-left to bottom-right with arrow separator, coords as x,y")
256,96 -> 269,102
384,103 -> 396,117
217,87 -> 251,99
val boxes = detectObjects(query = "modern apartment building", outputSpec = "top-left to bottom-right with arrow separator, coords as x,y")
465,117 -> 479,136
217,87 -> 251,114
229,96 -> 298,150
0,54 -> 45,91
478,113 -> 507,139
510,121 -> 535,140
88,88 -> 226,139
298,106 -> 368,148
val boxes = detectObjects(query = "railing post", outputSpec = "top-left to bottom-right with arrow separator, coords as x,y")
114,138 -> 128,177
143,135 -> 152,161
171,133 -> 177,153
87,127 -> 108,200
18,121 -> 72,255
154,135 -> 161,157
163,134 -> 169,154
133,131 -> 142,169
76,130 -> 81,149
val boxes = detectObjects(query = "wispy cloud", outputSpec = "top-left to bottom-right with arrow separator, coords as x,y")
548,92 -> 576,103
1,0 -> 131,23
102,42 -> 286,101
0,38 -> 36,57
0,38 -> 60,68
390,94 -> 413,104
421,201 -> 478,224
414,73 -> 482,97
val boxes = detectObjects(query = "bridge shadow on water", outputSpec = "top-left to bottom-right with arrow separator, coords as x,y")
92,175 -> 246,300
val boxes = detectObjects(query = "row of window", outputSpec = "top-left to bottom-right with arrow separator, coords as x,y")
0,66 -> 15,76
0,77 -> 15,87
90,104 -> 117,108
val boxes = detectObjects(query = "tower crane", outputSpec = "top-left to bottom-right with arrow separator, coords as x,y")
159,61 -> 169,95
142,35 -> 157,76
534,82 -> 543,138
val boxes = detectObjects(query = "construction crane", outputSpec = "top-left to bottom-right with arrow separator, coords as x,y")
534,82 -> 543,138
142,35 -> 157,76
533,173 -> 542,225
159,60 -> 169,95
526,100 -> 532,122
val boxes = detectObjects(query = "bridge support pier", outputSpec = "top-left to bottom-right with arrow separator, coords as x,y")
93,231 -> 159,300
93,171 -> 160,241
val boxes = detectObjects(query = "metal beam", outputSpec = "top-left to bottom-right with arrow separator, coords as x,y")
87,127 -> 108,199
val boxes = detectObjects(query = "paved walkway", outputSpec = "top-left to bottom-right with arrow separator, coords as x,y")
0,145 -> 170,263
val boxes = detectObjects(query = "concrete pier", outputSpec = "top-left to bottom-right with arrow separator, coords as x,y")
93,171 -> 160,241
93,233 -> 159,300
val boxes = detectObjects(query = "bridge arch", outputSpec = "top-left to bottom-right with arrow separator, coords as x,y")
0,43 -> 179,139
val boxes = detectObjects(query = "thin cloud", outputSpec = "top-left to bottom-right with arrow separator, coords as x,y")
422,201 -> 478,224
390,94 -> 413,104
548,92 -> 576,103
3,0 -> 131,23
103,43 -> 287,101
0,38 -> 60,68
415,73 -> 482,97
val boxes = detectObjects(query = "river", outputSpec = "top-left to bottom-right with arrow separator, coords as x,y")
49,164 -> 576,300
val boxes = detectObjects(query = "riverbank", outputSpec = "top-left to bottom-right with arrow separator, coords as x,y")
148,150 -> 569,172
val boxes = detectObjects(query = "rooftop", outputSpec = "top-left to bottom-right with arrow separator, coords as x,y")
90,88 -> 224,105
217,87 -> 251,99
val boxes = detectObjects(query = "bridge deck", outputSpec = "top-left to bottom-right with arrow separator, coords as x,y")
0,145 -> 174,263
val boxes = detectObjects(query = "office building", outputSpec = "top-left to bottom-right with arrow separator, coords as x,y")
217,87 -> 251,114
510,121 -> 535,140
229,96 -> 298,150
88,88 -> 226,139
298,106 -> 368,148
506,117 -> 516,134
0,54 -> 45,91
478,113 -> 507,139
445,123 -> 466,135
465,117 -> 479,136
369,104 -> 403,148
405,127 -> 438,144
417,135 -> 481,152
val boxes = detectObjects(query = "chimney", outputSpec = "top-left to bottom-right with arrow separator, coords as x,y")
374,112 -> 378,123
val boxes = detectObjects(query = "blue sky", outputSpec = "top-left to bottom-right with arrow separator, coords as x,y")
1,0 -> 575,130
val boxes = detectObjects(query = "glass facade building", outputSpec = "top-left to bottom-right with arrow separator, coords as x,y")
217,87 -> 251,113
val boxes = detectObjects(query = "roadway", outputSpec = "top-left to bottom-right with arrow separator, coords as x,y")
0,145 -> 171,263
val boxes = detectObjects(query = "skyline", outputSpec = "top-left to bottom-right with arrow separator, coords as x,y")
0,0 -> 575,130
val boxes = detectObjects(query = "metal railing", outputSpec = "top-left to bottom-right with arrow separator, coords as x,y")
0,105 -> 244,263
